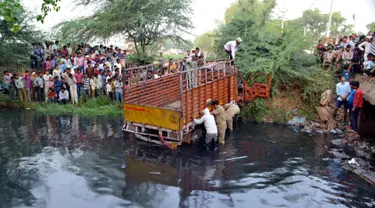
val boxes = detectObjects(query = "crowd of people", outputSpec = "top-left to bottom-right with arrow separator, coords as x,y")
315,32 -> 375,133
2,41 -> 215,104
2,42 -> 137,104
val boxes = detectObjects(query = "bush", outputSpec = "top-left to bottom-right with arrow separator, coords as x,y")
127,53 -> 155,65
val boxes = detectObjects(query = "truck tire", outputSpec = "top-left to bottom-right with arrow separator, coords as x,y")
191,128 -> 204,144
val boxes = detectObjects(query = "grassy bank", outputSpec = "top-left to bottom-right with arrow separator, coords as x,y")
0,94 -> 123,117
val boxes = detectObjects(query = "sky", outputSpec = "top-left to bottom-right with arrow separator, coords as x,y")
23,0 -> 375,43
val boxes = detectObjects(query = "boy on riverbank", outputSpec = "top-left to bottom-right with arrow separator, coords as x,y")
334,76 -> 351,124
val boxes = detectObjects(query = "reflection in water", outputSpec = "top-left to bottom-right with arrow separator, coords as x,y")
0,110 -> 374,208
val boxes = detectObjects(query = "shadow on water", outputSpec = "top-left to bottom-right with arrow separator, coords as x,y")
0,109 -> 374,208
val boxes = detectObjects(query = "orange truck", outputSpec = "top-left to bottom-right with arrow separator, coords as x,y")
122,60 -> 270,148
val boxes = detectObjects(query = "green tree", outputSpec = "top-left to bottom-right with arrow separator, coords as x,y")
55,0 -> 193,54
366,22 -> 375,32
194,31 -> 217,55
300,9 -> 349,38
216,0 -> 332,102
224,3 -> 240,24
0,7 -> 44,70
0,0 -> 61,32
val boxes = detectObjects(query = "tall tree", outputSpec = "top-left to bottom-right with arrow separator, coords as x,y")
0,7 -> 44,70
194,31 -> 217,55
366,22 -> 375,32
0,0 -> 61,32
55,0 -> 193,54
300,9 -> 349,38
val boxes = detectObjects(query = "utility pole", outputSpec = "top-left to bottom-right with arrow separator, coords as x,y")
353,13 -> 356,33
325,0 -> 334,43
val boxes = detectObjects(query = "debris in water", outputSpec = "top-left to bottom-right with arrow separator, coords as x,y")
149,171 -> 161,175
215,156 -> 248,162
287,116 -> 306,125
330,129 -> 337,134
348,158 -> 360,166
121,164 -> 126,169
335,128 -> 343,134
331,139 -> 348,146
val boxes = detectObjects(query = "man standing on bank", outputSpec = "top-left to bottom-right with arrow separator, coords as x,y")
211,100 -> 228,145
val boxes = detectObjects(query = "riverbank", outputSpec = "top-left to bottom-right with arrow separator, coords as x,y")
0,94 -> 123,117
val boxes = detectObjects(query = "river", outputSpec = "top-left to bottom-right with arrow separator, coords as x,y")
0,110 -> 374,208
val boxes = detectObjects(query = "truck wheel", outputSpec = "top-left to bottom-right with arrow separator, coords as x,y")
191,128 -> 204,144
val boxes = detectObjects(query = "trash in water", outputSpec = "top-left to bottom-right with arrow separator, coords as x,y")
335,129 -> 343,134
330,130 -> 337,134
149,171 -> 161,175
121,164 -> 126,169
331,139 -> 348,146
287,116 -> 306,125
348,158 -> 360,166
215,156 -> 248,162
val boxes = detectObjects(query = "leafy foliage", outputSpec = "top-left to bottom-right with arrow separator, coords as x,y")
194,31 -> 217,56
366,22 -> 375,32
0,0 -> 61,31
216,0 -> 335,119
299,9 -> 353,38
55,0 -> 193,55
0,7 -> 44,70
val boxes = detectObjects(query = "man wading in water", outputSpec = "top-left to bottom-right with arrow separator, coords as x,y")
211,100 -> 228,145
193,108 -> 218,150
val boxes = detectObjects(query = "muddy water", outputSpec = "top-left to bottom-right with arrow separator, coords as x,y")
0,110 -> 374,208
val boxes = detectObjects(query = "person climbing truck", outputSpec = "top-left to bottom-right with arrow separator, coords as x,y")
223,102 -> 240,131
211,100 -> 228,145
193,108 -> 218,149
224,37 -> 242,60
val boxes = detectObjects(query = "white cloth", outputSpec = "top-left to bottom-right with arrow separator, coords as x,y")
70,84 -> 78,104
59,90 -> 69,100
224,41 -> 238,59
194,108 -> 218,134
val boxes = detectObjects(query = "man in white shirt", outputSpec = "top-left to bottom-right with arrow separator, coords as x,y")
52,41 -> 59,51
67,43 -> 72,56
224,37 -> 242,60
42,70 -> 52,102
194,108 -> 218,148
59,88 -> 69,104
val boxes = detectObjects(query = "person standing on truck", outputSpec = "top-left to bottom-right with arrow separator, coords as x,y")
223,102 -> 241,131
211,100 -> 228,145
224,37 -> 242,60
194,108 -> 218,148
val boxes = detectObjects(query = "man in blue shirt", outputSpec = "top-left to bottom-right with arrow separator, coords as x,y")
334,76 -> 351,124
